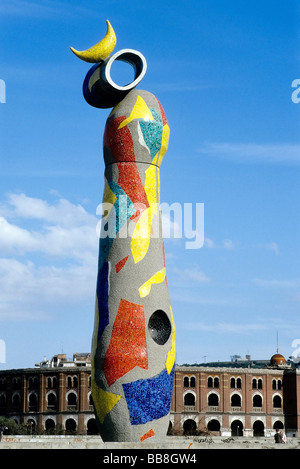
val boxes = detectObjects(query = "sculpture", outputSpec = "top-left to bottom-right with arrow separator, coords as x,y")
71,20 -> 176,442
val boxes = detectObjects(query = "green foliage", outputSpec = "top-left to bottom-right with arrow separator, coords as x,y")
0,417 -> 21,435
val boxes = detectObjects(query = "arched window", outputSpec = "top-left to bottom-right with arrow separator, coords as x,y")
183,377 -> 189,387
253,420 -> 264,436
29,393 -> 38,411
67,376 -> 78,388
253,394 -> 262,407
65,418 -> 77,434
278,379 -> 282,390
45,418 -> 55,433
0,379 -> 7,390
207,376 -> 219,388
27,419 -> 36,433
207,419 -> 221,433
12,393 -> 21,409
231,420 -> 243,436
67,392 -> 77,408
190,376 -> 196,387
47,376 -> 58,389
273,420 -> 284,430
28,377 -> 38,390
272,379 -> 282,390
13,378 -> 21,390
252,378 -> 257,389
208,393 -> 219,406
273,395 -> 282,408
47,392 -> 57,409
184,392 -> 195,406
183,419 -> 197,435
87,418 -> 98,435
257,378 -> 263,389
0,394 -> 6,410
231,393 -> 241,407
230,377 -> 242,389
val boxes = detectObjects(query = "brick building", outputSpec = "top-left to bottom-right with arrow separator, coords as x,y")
170,353 -> 300,437
0,353 -> 97,435
0,352 -> 299,437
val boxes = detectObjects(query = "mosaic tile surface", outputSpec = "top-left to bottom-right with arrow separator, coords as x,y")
72,25 -> 175,440
90,90 -> 176,442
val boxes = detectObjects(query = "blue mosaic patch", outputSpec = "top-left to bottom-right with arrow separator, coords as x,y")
96,261 -> 109,339
98,181 -> 135,271
122,366 -> 175,425
139,108 -> 163,160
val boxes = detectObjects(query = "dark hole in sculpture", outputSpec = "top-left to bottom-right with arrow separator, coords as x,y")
109,60 -> 136,87
148,310 -> 171,345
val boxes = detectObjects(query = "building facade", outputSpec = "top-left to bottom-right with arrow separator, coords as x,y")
0,352 -> 299,437
171,355 -> 300,437
0,353 -> 97,435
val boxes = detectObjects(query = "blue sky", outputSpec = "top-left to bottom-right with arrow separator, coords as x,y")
0,0 -> 299,369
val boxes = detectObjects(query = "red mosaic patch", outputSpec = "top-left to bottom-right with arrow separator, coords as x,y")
103,299 -> 148,386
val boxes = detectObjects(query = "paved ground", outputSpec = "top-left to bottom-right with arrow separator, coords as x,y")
0,435 -> 299,449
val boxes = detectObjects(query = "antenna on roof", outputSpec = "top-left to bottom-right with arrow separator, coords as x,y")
276,331 -> 279,353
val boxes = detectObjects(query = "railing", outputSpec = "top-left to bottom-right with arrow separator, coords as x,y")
67,405 -> 77,411
207,406 -> 219,412
28,406 -> 38,412
253,407 -> 263,412
231,406 -> 242,412
184,405 -> 196,412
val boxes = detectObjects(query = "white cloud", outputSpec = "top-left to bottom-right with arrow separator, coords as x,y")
204,237 -> 237,250
182,267 -> 211,284
0,0 -> 60,17
259,242 -> 279,255
199,142 -> 300,165
0,257 -> 97,321
205,237 -> 279,255
252,278 -> 300,289
2,193 -> 96,227
0,193 -> 98,260
161,211 -> 183,240
0,217 -> 36,254
171,265 -> 211,285
0,193 -> 99,322
0,0 -> 93,19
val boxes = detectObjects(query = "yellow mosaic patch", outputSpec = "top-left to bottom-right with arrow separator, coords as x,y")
131,161 -> 160,264
166,306 -> 176,374
102,177 -> 117,218
92,380 -> 122,424
118,95 -> 154,129
157,124 -> 170,166
138,267 -> 166,298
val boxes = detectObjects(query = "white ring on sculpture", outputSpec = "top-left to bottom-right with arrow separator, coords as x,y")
104,49 -> 147,91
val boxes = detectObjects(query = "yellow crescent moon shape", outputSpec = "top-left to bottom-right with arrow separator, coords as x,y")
70,20 -> 116,63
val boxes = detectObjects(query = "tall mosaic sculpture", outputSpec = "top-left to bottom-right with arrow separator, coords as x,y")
71,20 -> 176,442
